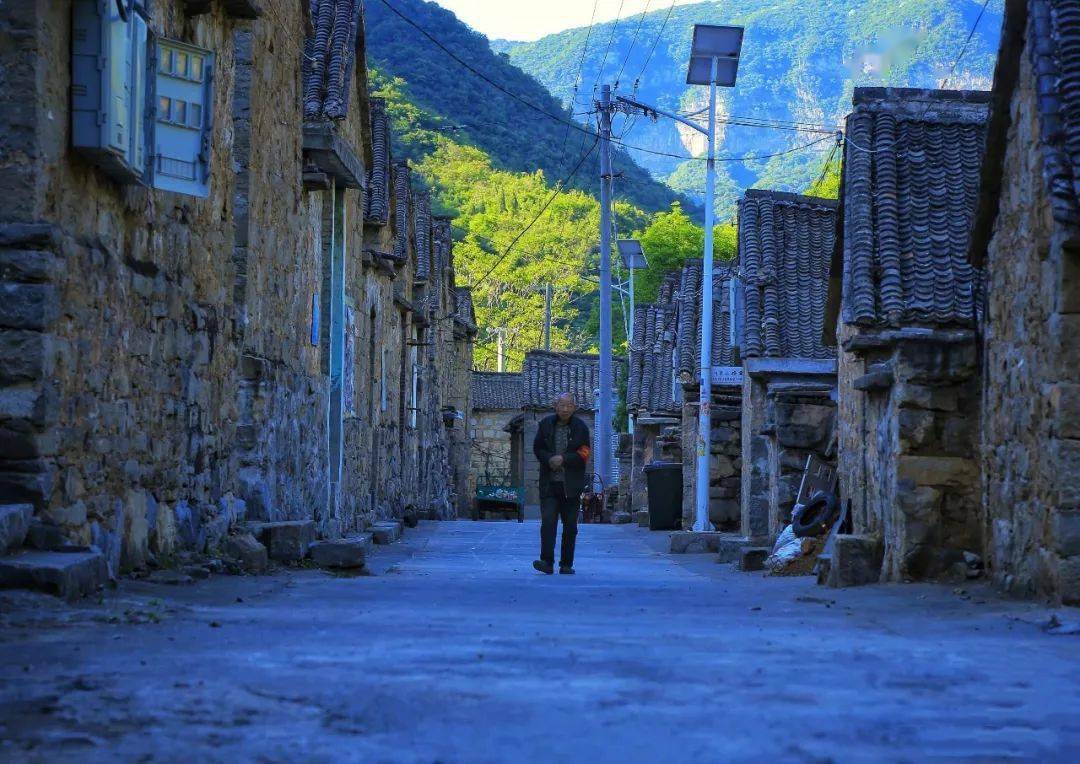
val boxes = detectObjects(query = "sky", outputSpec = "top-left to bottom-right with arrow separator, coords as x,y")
430,0 -> 699,42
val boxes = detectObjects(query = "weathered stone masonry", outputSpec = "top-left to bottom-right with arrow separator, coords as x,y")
0,0 -> 471,581
827,88 -> 990,582
970,0 -> 1080,604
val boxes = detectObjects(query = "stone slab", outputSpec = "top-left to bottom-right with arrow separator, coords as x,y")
634,510 -> 650,527
825,535 -> 884,588
371,521 -> 403,545
714,534 -> 751,564
247,521 -> 315,563
612,512 -> 632,525
223,533 -> 268,574
737,547 -> 770,572
0,549 -> 107,600
670,531 -> 731,554
309,535 -> 372,569
0,503 -> 33,552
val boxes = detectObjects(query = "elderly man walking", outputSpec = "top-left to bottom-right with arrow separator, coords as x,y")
532,393 -> 591,575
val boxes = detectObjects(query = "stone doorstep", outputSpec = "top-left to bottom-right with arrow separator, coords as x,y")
611,512 -> 632,525
0,549 -> 108,601
0,504 -> 34,552
824,535 -> 884,588
670,531 -> 735,555
633,510 -> 650,527
308,534 -> 372,569
370,521 -> 403,545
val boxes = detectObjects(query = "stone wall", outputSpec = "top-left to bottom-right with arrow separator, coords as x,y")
470,407 -> 517,488
840,332 -> 981,581
681,386 -> 742,531
979,44 -> 1080,604
0,1 -> 470,576
741,366 -> 835,541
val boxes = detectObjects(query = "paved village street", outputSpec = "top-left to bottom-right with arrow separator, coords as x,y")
2,521 -> 1078,762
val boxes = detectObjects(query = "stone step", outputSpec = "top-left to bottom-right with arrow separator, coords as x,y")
823,535 -> 883,588
0,504 -> 33,553
0,549 -> 108,600
633,510 -> 650,527
308,534 -> 372,569
736,546 -> 770,572
611,511 -> 632,525
243,521 -> 315,563
713,534 -> 751,564
370,521 -> 403,545
669,531 -> 728,554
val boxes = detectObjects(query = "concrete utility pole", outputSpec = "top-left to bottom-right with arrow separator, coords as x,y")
543,283 -> 552,351
596,84 -> 614,492
495,328 -> 505,372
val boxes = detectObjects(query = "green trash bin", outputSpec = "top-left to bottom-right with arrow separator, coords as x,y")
643,461 -> 683,531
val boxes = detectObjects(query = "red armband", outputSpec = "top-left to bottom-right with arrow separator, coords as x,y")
576,445 -> 591,461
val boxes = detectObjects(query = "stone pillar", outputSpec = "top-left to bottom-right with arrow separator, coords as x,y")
741,375 -> 770,540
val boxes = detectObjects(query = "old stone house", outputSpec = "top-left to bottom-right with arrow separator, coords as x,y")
968,0 -> 1079,603
627,259 -> 742,530
0,0 -> 471,579
737,190 -> 838,543
520,350 -> 622,515
825,88 -> 991,582
468,371 -> 524,510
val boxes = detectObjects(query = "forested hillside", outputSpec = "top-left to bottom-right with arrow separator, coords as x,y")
499,0 -> 1003,215
364,0 -> 690,215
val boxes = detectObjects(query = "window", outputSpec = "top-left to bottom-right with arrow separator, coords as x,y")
70,2 -> 214,198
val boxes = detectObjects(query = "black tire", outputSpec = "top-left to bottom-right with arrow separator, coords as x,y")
791,491 -> 840,538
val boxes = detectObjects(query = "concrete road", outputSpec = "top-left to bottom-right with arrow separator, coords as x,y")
1,521 -> 1078,762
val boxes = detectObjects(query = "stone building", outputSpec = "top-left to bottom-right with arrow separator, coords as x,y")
0,0 -> 470,581
968,0 -> 1079,603
825,88 -> 990,582
468,371 -> 524,510
627,259 -> 742,530
738,190 -> 838,543
520,350 -> 621,515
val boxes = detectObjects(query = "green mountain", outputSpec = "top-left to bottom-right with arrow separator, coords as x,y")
498,0 -> 1004,215
363,0 -> 692,216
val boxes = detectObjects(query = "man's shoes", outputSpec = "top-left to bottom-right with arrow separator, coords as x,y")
559,564 -> 575,575
533,560 -> 554,575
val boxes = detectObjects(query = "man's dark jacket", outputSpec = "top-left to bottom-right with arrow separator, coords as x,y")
533,414 -> 591,499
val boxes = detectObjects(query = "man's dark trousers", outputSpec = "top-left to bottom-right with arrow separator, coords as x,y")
540,484 -> 578,567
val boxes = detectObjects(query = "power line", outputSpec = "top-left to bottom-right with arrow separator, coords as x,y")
613,0 -> 652,89
589,0 -> 626,99
467,135 -> 600,289
634,0 -> 677,88
939,0 -> 992,90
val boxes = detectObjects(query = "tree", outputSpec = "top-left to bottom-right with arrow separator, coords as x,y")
632,202 -> 737,304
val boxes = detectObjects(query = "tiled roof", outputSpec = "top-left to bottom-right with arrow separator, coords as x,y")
453,287 -> 478,334
392,162 -> 411,266
303,0 -> 362,121
414,192 -> 432,283
522,351 -> 624,412
471,372 -> 523,410
676,259 -> 739,378
433,218 -> 452,276
740,190 -> 836,359
1033,0 -> 1080,225
365,98 -> 390,225
628,272 -> 680,414
840,88 -> 990,329
627,258 -> 740,413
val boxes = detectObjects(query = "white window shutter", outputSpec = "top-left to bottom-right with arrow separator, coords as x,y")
150,38 -> 214,197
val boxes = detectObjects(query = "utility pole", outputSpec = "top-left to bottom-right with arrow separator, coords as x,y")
543,283 -> 552,351
495,328 -> 505,372
596,84 -> 614,493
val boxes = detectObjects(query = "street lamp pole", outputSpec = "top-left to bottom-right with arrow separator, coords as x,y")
694,57 -> 718,532
617,23 -> 743,532
597,84 -> 614,492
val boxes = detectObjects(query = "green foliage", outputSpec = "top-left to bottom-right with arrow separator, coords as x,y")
804,154 -> 843,199
364,0 -> 691,216
632,203 -> 737,304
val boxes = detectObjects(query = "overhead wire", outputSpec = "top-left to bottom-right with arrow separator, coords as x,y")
588,0 -> 627,100
634,0 -> 676,88
560,0 -> 602,159
613,0 -> 652,90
